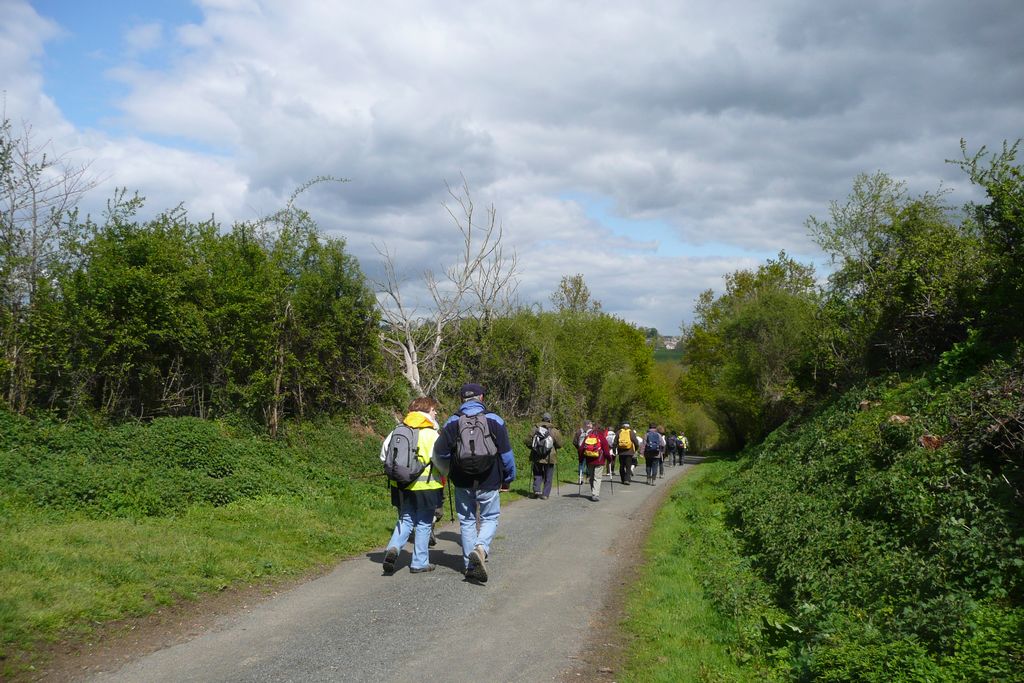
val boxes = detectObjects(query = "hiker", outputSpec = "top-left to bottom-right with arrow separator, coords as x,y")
678,431 -> 689,465
665,430 -> 678,467
578,423 -> 612,501
572,420 -> 593,485
524,412 -> 564,499
642,424 -> 664,485
380,396 -> 445,575
657,426 -> 667,478
604,425 -> 618,480
615,422 -> 640,485
432,382 -> 516,583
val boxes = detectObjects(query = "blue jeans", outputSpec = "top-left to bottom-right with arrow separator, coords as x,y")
387,494 -> 435,570
454,486 -> 501,569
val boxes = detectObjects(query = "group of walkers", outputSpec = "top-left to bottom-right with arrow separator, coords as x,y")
564,420 -> 689,497
378,381 -> 688,582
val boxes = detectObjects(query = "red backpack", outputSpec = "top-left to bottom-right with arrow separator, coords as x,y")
582,432 -> 603,458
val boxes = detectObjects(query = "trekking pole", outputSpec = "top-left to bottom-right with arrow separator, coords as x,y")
447,479 -> 454,522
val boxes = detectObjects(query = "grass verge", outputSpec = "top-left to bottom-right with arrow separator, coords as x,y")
619,458 -> 788,682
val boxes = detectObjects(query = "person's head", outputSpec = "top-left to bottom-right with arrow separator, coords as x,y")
621,422 -> 630,429
542,412 -> 552,422
584,420 -> 593,430
459,382 -> 485,401
408,396 -> 440,418
649,423 -> 657,430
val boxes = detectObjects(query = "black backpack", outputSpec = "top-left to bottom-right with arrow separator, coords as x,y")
452,413 -> 498,478
530,425 -> 554,459
383,425 -> 425,488
666,434 -> 678,450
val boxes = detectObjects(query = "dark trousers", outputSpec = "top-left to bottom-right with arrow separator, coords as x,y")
532,462 -> 554,497
618,451 -> 634,483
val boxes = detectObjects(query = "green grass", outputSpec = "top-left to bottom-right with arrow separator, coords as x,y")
0,495 -> 396,675
620,459 -> 787,682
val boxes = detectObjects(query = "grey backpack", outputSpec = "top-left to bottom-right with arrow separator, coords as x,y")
383,425 -> 425,488
453,413 -> 498,478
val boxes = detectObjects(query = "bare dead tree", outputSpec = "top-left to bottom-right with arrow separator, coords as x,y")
375,177 -> 518,396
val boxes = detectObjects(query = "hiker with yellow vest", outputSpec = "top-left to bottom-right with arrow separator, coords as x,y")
615,422 -> 640,485
380,396 -> 445,575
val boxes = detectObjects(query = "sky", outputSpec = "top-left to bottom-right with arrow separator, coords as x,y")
3,0 -> 1023,334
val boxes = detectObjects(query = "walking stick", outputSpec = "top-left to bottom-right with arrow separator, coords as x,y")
608,455 -> 614,496
447,479 -> 455,522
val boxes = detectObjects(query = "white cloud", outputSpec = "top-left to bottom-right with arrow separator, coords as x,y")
123,22 -> 163,56
6,0 -> 1024,332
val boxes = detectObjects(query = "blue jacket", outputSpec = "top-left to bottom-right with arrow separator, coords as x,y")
432,400 -> 516,490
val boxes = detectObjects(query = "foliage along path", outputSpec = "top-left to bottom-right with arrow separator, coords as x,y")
81,463 -> 693,682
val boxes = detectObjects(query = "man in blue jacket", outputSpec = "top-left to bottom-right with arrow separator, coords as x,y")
432,382 -> 516,583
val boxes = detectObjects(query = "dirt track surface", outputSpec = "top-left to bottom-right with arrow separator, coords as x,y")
41,461 -> 695,682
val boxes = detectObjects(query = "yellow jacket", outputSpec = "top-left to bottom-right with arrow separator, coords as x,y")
380,410 -> 443,490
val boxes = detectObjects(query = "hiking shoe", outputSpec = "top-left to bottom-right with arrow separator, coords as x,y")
591,495 -> 599,502
540,495 -> 549,500
410,564 -> 436,574
382,547 -> 398,575
466,545 -> 488,583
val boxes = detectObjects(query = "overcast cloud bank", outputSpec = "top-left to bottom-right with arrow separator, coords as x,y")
2,0 -> 1022,332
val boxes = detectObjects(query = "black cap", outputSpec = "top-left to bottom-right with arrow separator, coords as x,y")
460,382 -> 485,399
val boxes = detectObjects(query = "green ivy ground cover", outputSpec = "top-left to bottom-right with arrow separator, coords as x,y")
725,356 -> 1024,681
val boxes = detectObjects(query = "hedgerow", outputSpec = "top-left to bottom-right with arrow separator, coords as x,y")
725,348 -> 1024,681
0,413 -> 389,520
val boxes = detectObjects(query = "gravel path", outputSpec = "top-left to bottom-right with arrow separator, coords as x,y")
81,462 -> 693,682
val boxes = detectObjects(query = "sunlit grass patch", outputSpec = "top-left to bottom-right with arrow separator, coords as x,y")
621,460 -> 785,682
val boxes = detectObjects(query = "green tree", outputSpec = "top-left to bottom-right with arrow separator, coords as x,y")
57,202 -> 214,417
809,171 -> 984,378
954,139 -> 1024,341
0,117 -> 96,412
550,273 -> 601,313
681,252 -> 818,448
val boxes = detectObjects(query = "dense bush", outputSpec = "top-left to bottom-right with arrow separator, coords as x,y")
724,349 -> 1024,680
0,411 -> 391,520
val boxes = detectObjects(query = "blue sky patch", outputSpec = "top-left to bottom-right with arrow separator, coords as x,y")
31,0 -> 203,129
